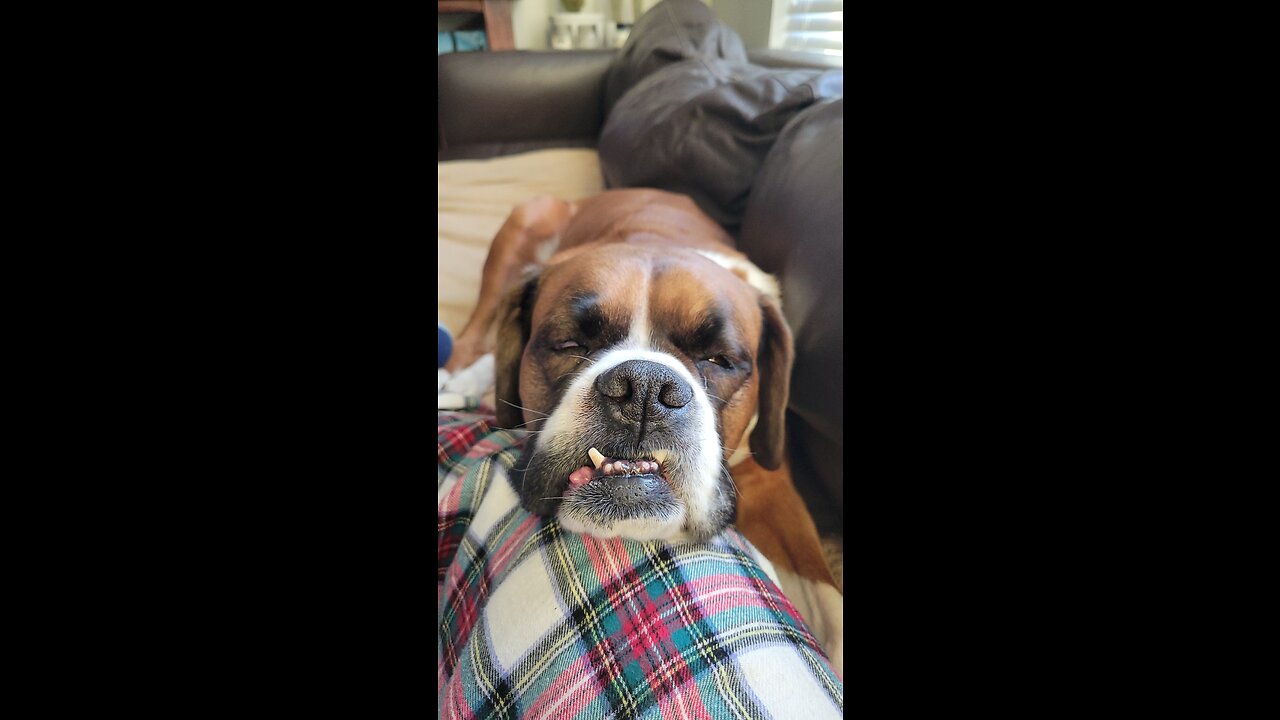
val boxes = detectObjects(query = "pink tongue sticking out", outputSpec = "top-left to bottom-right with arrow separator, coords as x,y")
568,466 -> 594,487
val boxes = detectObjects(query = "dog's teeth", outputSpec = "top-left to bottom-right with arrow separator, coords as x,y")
588,447 -> 605,469
653,449 -> 668,465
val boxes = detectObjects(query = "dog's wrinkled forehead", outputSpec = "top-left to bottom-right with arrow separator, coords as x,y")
531,245 -> 763,353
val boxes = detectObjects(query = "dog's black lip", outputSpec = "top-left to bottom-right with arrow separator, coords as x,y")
589,469 -> 664,483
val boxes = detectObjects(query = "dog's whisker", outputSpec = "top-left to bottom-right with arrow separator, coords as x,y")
717,458 -> 741,499
568,355 -> 596,364
500,399 -> 549,416
554,369 -> 588,383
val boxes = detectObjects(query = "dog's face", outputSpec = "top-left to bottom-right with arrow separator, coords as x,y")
494,243 -> 793,542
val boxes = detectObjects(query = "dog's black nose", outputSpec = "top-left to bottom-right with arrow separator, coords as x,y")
595,360 -> 693,422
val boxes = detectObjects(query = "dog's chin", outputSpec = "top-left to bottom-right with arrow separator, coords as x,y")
559,507 -> 692,543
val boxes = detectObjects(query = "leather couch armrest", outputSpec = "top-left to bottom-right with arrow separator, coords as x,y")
438,50 -> 617,160
738,99 -> 844,514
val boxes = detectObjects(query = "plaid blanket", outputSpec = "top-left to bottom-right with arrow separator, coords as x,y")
439,412 -> 843,719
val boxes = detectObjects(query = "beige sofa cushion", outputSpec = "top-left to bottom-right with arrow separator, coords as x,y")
437,149 -> 605,340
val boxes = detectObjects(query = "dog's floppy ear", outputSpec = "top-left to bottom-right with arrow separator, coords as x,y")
494,272 -> 540,429
750,293 -> 794,470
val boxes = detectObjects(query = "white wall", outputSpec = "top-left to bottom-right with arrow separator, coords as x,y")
709,0 -> 774,50
512,0 -> 554,50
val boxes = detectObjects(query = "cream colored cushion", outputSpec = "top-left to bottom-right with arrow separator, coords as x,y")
437,149 -> 605,339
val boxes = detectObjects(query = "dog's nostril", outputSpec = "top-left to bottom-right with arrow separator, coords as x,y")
595,367 -> 632,400
658,380 -> 691,408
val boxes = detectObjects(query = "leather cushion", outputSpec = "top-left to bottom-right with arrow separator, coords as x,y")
738,99 -> 845,510
600,59 -> 840,232
603,0 -> 747,114
598,0 -> 841,232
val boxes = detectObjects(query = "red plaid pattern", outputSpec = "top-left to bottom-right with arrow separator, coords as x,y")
438,411 -> 843,719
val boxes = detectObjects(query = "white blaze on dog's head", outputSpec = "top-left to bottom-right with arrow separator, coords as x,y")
494,243 -> 793,543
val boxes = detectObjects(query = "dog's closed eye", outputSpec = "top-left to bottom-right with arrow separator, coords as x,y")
704,355 -> 735,369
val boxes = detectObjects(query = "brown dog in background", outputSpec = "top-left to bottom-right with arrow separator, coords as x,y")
446,188 -> 842,673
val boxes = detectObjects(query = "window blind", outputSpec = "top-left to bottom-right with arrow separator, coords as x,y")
776,0 -> 843,58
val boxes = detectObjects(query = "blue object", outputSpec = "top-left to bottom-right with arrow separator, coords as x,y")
453,30 -> 488,52
439,323 -> 453,368
438,30 -> 488,55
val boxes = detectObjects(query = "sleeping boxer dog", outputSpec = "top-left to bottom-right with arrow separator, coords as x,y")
445,188 -> 842,674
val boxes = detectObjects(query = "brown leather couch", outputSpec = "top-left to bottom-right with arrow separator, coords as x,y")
438,43 -> 844,535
